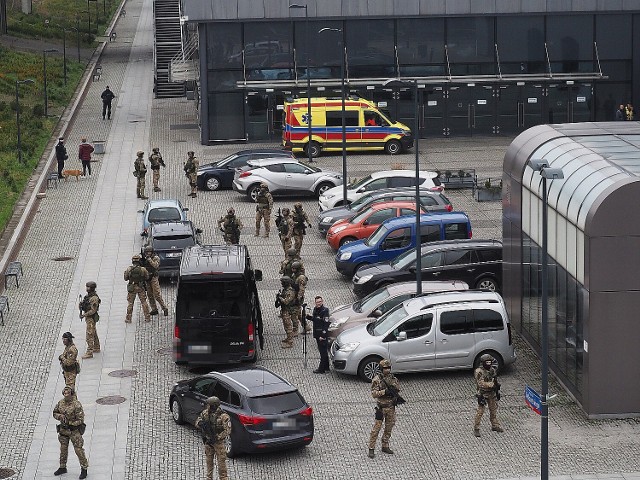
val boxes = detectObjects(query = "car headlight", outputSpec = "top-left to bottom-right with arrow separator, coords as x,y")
322,216 -> 334,223
328,317 -> 349,330
339,342 -> 360,353
333,225 -> 347,233
355,274 -> 373,284
323,193 -> 336,200
339,252 -> 352,261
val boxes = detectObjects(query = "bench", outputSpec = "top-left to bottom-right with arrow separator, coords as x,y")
5,261 -> 23,289
47,171 -> 60,188
0,296 -> 8,326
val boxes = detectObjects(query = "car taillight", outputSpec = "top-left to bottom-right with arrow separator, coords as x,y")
237,414 -> 267,426
239,171 -> 252,178
174,326 -> 180,339
248,323 -> 254,342
446,204 -> 453,212
468,229 -> 472,239
300,406 -> 313,417
433,186 -> 444,192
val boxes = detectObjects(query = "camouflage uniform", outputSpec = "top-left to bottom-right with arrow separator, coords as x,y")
59,332 -> 79,388
277,208 -> 295,254
195,397 -> 232,480
124,255 -> 151,323
217,209 -> 243,245
184,151 -> 198,198
53,386 -> 88,477
279,248 -> 303,278
149,147 -> 166,192
368,359 -> 399,457
473,354 -> 503,436
292,203 -> 311,255
255,184 -> 274,237
277,277 -> 297,348
79,282 -> 101,359
133,151 -> 148,199
290,263 -> 308,334
143,247 -> 168,316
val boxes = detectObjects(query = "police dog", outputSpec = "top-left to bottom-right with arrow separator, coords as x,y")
62,169 -> 83,181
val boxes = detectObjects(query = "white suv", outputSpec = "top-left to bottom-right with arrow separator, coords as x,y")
318,170 -> 442,211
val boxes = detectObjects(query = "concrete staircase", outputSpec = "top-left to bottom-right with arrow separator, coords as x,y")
153,0 -> 185,98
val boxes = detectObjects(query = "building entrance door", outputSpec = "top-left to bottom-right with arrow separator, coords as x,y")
497,84 -> 546,134
245,90 -> 286,142
444,85 -> 497,136
547,82 -> 593,124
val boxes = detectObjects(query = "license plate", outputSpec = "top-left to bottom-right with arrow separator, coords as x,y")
166,252 -> 182,258
188,345 -> 211,354
273,419 -> 296,429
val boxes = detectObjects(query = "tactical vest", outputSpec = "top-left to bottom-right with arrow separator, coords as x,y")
184,158 -> 195,174
135,160 -> 146,175
278,217 -> 290,236
129,265 -> 144,284
150,154 -> 161,169
256,192 -> 269,208
145,257 -> 158,276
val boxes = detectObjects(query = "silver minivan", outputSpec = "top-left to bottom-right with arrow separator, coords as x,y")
329,290 -> 516,381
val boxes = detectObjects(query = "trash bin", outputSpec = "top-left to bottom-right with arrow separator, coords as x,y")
93,140 -> 105,154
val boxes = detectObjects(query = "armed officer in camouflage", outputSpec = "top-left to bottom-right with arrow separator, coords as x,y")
53,386 -> 88,478
195,396 -> 231,480
291,202 -> 312,255
133,150 -> 148,199
255,183 -> 274,237
217,207 -> 243,245
59,332 -> 79,388
124,254 -> 151,323
143,245 -> 169,317
184,151 -> 199,198
290,261 -> 309,335
473,353 -> 504,436
79,281 -> 101,359
276,207 -> 295,254
279,248 -> 304,278
149,147 -> 166,192
368,359 -> 400,459
276,276 -> 297,348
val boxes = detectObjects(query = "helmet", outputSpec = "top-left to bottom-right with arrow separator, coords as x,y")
480,354 -> 494,363
152,147 -> 159,153
136,151 -> 144,157
132,254 -> 142,263
282,207 -> 290,215
291,261 -> 302,271
286,248 -> 297,257
187,151 -> 195,157
144,245 -> 153,253
62,386 -> 74,395
379,359 -> 391,369
294,202 -> 303,209
206,396 -> 221,409
62,332 -> 74,340
227,207 -> 235,215
260,183 -> 268,189
85,281 -> 97,289
280,276 -> 293,286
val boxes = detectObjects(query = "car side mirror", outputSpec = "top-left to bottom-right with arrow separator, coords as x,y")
183,207 -> 189,212
195,228 -> 203,234
357,187 -> 365,194
254,269 -> 263,281
370,309 -> 382,318
396,331 -> 407,342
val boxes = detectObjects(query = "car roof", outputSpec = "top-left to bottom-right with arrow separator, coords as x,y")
150,221 -> 193,235
420,239 -> 502,251
247,158 -> 301,166
404,290 -> 502,314
363,200 -> 424,211
362,187 -> 444,199
380,211 -> 469,228
211,366 -> 297,397
386,280 -> 469,295
145,198 -> 182,209
180,244 -> 247,276
233,149 -> 292,156
369,170 -> 438,179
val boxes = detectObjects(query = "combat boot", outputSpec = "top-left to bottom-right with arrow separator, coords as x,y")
368,449 -> 375,459
263,233 -> 269,238
474,428 -> 481,437
154,187 -> 161,192
254,232 -> 260,237
149,309 -> 159,316
381,446 -> 394,454
81,352 -> 93,359
163,307 -> 169,316
281,341 -> 293,349
140,195 -> 149,200
54,467 -> 67,475
491,425 -> 504,433
79,468 -> 87,479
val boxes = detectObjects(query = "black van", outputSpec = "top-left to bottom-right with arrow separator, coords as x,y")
174,245 -> 264,365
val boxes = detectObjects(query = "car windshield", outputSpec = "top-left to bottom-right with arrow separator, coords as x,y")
350,206 -> 374,224
364,224 -> 388,246
390,248 -> 417,269
153,234 -> 195,250
349,175 -> 372,189
216,153 -> 239,167
371,304 -> 407,336
247,391 -> 305,415
148,207 -> 181,223
300,162 -> 321,173
347,192 -> 375,211
355,288 -> 391,313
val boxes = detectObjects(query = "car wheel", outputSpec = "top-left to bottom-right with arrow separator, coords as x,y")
385,139 -> 402,155
339,236 -> 357,247
225,430 -> 237,458
473,351 -> 504,372
170,397 -> 185,425
315,182 -> 333,197
247,184 -> 261,202
205,176 -> 221,191
305,141 -> 321,158
354,262 -> 369,275
476,277 -> 498,291
358,356 -> 383,382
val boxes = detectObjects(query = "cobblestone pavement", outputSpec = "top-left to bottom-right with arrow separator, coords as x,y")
2,0 -> 640,477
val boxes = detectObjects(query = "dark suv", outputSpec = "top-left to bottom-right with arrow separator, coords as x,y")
145,221 -> 202,277
169,366 -> 314,457
352,239 -> 502,297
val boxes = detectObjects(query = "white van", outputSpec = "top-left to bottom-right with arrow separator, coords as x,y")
329,290 -> 516,381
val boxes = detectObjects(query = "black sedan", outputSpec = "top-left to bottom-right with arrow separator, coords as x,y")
197,149 -> 294,191
145,221 -> 202,277
169,366 -> 314,457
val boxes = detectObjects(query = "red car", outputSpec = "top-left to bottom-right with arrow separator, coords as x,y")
326,201 -> 426,250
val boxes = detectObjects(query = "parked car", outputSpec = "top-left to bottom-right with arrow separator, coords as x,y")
327,280 -> 468,344
169,366 -> 314,457
145,221 -> 202,277
335,212 -> 472,277
352,239 -> 503,297
233,159 -> 343,201
329,290 -> 516,381
318,170 -> 442,211
326,201 -> 425,250
197,149 -> 294,191
139,199 -> 188,235
318,187 -> 453,235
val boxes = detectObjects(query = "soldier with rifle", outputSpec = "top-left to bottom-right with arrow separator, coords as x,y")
292,202 -> 312,255
254,183 -> 274,237
53,386 -> 88,478
290,261 -> 309,335
473,353 -> 504,437
59,332 -> 80,388
142,245 -> 169,316
275,276 -> 297,348
368,359 -> 404,459
124,254 -> 151,323
79,281 -> 101,359
279,248 -> 304,278
184,151 -> 199,198
195,396 -> 231,480
276,207 -> 295,254
218,207 -> 243,245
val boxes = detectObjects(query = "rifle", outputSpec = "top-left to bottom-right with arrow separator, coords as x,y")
274,290 -> 282,308
78,294 -> 84,320
301,303 -> 308,368
382,377 -> 406,406
198,418 -> 219,446
494,378 -> 501,401
274,207 -> 282,227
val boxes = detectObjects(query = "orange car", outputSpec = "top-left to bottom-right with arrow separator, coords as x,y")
326,201 -> 426,250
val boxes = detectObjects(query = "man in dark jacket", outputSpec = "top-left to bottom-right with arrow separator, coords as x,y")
101,86 -> 115,119
307,295 -> 330,373
55,137 -> 67,178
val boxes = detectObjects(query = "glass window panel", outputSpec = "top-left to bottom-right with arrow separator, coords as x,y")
546,15 -> 593,69
440,310 -> 472,335
473,309 -> 504,332
576,232 -> 585,284
247,68 -> 293,81
496,16 -> 545,65
397,314 -> 433,339
547,208 -> 557,260
207,23 -> 242,69
522,188 -> 531,236
420,225 -> 440,243
207,70 -> 244,91
244,22 -> 292,68
346,19 -> 395,66
565,223 -> 577,279
596,15 -> 632,60
294,20 -> 342,68
445,250 -> 472,266
556,217 -> 567,269
397,18 -> 444,65
446,17 -> 494,63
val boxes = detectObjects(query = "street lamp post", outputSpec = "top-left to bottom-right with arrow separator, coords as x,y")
528,159 -> 564,480
15,78 -> 35,164
43,48 -> 59,117
384,78 -> 422,294
289,3 -> 313,164
319,27 -> 347,204
44,20 -> 67,85
74,17 -> 81,62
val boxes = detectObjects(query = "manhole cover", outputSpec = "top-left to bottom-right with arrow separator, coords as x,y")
0,468 -> 16,479
52,256 -> 74,261
108,369 -> 137,378
96,395 -> 126,405
157,347 -> 172,355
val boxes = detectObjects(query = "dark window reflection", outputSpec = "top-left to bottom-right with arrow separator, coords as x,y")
208,92 -> 245,140
244,22 -> 293,68
547,15 -> 593,72
346,19 -> 395,68
596,14 -> 632,60
207,70 -> 243,91
207,23 -> 242,69
294,20 -> 343,68
496,16 -> 544,64
397,18 -> 445,64
447,17 -> 494,64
